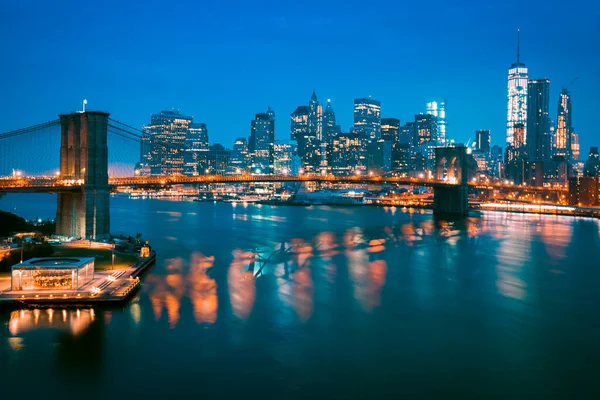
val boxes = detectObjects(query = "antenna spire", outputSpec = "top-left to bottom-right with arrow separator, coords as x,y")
517,28 -> 520,63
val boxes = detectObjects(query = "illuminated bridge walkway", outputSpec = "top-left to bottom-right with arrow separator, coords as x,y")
0,174 -> 566,193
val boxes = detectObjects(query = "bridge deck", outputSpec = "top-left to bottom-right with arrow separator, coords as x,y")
0,176 -> 566,193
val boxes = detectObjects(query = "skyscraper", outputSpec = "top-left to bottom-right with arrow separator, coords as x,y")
273,140 -> 296,175
353,97 -> 381,141
381,118 -> 400,143
249,107 -> 275,174
290,106 -> 309,142
414,114 -> 438,146
308,91 -> 323,140
426,99 -> 447,145
143,110 -> 193,175
555,88 -> 573,159
584,147 -> 600,177
506,29 -> 528,146
475,130 -> 491,155
183,122 -> 209,176
571,132 -> 580,161
322,99 -> 337,143
526,78 -> 551,161
230,137 -> 249,174
398,123 -> 414,145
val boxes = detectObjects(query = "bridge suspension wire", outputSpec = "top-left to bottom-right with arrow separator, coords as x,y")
107,123 -> 143,140
107,118 -> 145,135
0,119 -> 60,140
0,120 -> 61,177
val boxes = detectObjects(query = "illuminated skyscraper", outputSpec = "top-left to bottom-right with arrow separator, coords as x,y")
230,137 -> 249,174
555,88 -> 573,160
414,114 -> 438,146
273,140 -> 296,175
381,118 -> 400,143
322,99 -> 337,143
571,133 -> 580,161
398,123 -> 414,145
584,147 -> 600,177
290,106 -> 309,142
183,123 -> 209,176
353,97 -> 381,141
506,30 -> 528,146
143,110 -> 193,175
475,130 -> 490,155
249,107 -> 275,174
308,91 -> 323,140
526,78 -> 551,161
426,99 -> 446,145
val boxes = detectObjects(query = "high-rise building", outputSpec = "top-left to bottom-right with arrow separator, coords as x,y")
142,110 -> 193,175
308,91 -> 323,141
249,107 -> 275,174
367,140 -> 392,174
273,140 -> 296,175
391,142 -> 411,174
584,147 -> 600,177
353,97 -> 381,141
475,130 -> 491,155
490,145 -> 504,178
426,99 -> 447,145
513,123 -> 527,155
571,132 -> 580,161
230,137 -> 249,174
414,114 -> 438,146
290,106 -> 309,142
526,78 -> 551,162
292,93 -> 326,173
506,30 -> 528,146
322,99 -> 337,143
555,88 -> 573,159
331,132 -> 365,176
183,123 -> 209,176
198,143 -> 231,175
398,123 -> 414,145
381,118 -> 400,143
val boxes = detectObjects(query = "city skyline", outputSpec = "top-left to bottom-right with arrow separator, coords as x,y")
0,1 -> 597,157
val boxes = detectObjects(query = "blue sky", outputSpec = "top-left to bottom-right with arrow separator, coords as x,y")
1,0 -> 598,164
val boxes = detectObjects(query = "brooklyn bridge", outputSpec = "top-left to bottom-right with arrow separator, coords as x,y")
0,111 -> 565,240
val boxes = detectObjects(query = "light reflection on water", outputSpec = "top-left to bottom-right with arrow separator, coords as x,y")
2,197 -> 600,396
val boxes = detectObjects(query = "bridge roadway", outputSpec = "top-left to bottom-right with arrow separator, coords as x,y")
0,175 -> 566,193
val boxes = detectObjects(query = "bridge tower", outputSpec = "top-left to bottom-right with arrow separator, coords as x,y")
433,146 -> 469,215
56,111 -> 110,239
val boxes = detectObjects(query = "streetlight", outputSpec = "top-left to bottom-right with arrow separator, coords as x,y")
112,244 -> 115,270
20,240 -> 24,263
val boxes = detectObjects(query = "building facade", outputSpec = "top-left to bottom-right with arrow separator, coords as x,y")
183,123 -> 209,176
353,97 -> 381,141
142,110 -> 193,176
249,107 -> 275,174
381,118 -> 400,143
527,78 -> 551,162
426,99 -> 447,145
506,31 -> 528,146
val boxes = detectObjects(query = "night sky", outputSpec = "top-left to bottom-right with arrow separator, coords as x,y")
1,0 -> 598,165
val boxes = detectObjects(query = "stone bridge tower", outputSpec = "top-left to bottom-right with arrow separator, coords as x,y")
55,111 -> 110,239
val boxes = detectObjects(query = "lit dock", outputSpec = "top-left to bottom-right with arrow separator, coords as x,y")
0,251 -> 155,307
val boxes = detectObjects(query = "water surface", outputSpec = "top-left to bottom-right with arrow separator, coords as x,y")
1,194 -> 599,398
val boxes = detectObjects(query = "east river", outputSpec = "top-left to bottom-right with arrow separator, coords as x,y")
1,194 -> 599,398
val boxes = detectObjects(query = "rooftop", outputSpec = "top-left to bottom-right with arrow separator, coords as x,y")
12,257 -> 95,269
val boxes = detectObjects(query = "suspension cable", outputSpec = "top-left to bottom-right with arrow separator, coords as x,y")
0,119 -> 60,140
